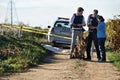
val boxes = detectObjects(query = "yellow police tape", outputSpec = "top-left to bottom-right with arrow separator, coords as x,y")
1,24 -> 71,40
1,24 -> 47,32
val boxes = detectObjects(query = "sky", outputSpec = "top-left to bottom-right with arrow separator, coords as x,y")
0,0 -> 120,28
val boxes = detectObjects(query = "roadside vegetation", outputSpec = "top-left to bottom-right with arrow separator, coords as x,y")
107,52 -> 120,71
106,15 -> 120,70
0,25 -> 52,76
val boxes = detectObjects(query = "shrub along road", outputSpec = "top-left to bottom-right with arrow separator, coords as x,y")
1,45 -> 120,80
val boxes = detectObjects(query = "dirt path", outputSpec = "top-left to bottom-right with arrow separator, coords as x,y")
1,53 -> 120,80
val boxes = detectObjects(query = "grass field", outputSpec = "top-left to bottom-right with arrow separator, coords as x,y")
107,52 -> 120,71
0,32 -> 52,76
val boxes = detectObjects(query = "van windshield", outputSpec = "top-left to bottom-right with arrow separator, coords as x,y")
54,21 -> 70,28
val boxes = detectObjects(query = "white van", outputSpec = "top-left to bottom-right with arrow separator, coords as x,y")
48,17 -> 72,45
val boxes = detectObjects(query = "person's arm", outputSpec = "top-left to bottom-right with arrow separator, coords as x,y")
70,14 -> 75,26
87,14 -> 92,27
96,23 -> 106,31
81,16 -> 86,26
93,22 -> 105,30
87,14 -> 98,29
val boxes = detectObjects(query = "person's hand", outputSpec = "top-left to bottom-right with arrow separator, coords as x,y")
89,27 -> 96,29
96,27 -> 99,30
77,24 -> 86,27
71,24 -> 86,27
87,23 -> 92,26
71,24 -> 77,26
81,23 -> 86,26
77,24 -> 82,27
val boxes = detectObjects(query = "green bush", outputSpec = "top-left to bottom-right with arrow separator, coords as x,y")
0,67 -> 4,75
106,15 -> 120,52
107,52 -> 120,71
0,29 -> 52,76
11,64 -> 24,72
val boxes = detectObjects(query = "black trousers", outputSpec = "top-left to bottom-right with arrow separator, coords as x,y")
86,32 -> 101,59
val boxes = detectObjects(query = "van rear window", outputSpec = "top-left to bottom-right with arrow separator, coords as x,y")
54,21 -> 70,28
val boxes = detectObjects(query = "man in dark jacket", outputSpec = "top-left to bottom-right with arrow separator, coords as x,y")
86,9 -> 101,61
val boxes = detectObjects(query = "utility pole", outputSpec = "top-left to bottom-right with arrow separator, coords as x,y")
5,0 -> 19,26
11,0 -> 13,27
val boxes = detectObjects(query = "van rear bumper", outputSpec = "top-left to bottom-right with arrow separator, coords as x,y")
48,35 -> 71,45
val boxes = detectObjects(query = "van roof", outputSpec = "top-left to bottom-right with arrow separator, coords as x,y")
58,17 -> 70,20
56,19 -> 69,22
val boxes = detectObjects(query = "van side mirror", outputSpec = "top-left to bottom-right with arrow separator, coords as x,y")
48,26 -> 51,28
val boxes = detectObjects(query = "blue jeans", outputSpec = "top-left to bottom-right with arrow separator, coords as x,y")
98,38 -> 106,60
70,29 -> 83,54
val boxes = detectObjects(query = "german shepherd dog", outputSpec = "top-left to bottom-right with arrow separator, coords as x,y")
70,38 -> 87,59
